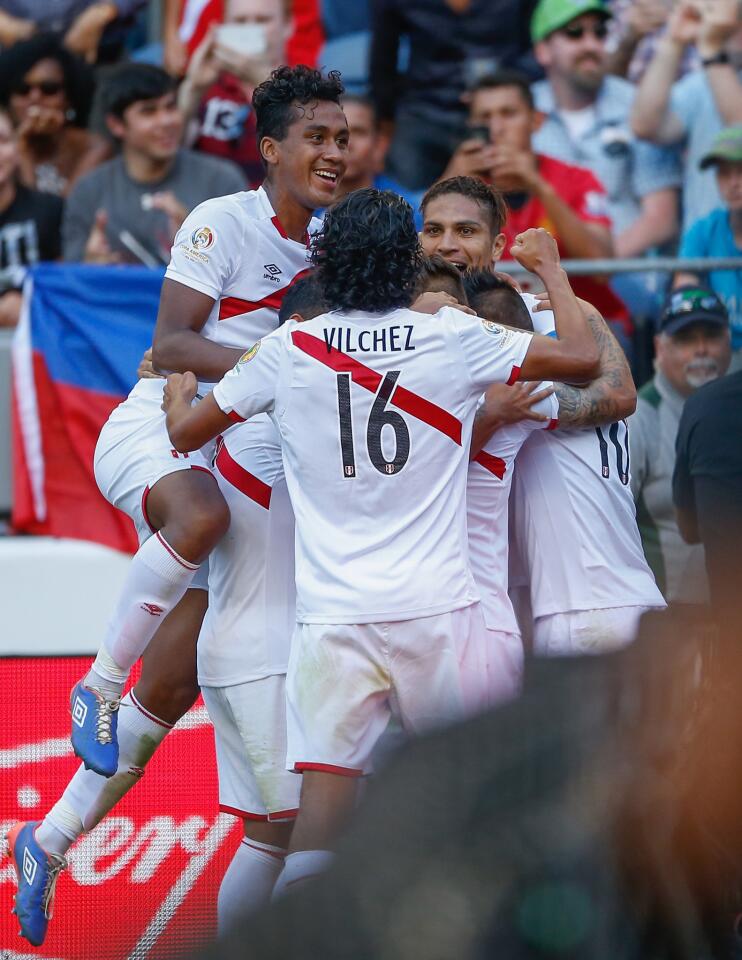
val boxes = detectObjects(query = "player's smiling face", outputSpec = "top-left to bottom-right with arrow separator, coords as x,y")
421,194 -> 505,271
274,100 -> 349,210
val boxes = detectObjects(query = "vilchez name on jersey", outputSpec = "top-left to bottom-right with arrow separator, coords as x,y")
322,324 -> 416,354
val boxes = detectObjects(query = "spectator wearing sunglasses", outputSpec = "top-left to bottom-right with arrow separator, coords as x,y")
0,33 -> 109,197
529,0 -> 681,322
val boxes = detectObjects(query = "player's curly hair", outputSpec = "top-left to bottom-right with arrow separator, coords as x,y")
420,176 -> 507,236
311,189 -> 423,313
253,65 -> 344,144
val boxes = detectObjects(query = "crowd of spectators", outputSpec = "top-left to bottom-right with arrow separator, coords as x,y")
1,0 -> 741,590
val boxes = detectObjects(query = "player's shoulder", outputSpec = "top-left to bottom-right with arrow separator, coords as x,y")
519,292 -> 555,336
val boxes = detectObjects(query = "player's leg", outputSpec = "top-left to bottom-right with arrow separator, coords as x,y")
73,467 -> 228,777
5,586 -> 207,947
274,623 -> 390,897
201,677 -> 299,931
485,629 -> 524,705
532,606 -> 649,657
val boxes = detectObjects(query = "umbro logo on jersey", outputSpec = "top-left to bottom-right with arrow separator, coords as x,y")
141,603 -> 165,617
263,263 -> 282,282
22,848 -> 37,886
72,696 -> 88,729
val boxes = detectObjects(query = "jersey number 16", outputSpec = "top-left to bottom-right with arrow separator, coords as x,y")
336,371 -> 410,478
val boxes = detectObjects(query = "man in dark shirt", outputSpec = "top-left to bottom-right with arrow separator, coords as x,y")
673,370 -> 742,619
370,0 -> 538,190
0,105 -> 62,326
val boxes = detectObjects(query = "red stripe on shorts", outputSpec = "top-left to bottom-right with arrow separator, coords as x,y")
294,761 -> 364,778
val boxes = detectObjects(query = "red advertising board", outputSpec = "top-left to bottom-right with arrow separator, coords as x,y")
1,657 -> 241,959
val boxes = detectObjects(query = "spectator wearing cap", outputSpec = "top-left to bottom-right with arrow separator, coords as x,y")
529,0 -> 681,317
629,285 -> 731,606
441,69 -> 633,343
675,126 -> 742,366
62,63 -> 244,266
631,0 -> 742,233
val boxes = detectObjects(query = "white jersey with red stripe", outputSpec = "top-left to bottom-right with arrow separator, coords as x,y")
164,185 -> 320,367
510,302 -> 665,619
197,415 -> 296,687
466,385 -> 558,633
211,305 -> 534,624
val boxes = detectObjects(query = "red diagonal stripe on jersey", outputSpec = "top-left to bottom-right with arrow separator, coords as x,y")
218,268 -> 312,321
291,329 -> 462,445
215,443 -> 272,509
473,450 -> 507,479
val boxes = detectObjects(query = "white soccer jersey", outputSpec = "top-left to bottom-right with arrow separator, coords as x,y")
510,302 -> 665,619
466,385 -> 558,633
212,306 -> 534,624
165,186 -> 321,362
197,415 -> 296,687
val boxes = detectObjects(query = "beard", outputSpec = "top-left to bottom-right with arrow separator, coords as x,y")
685,358 -> 721,390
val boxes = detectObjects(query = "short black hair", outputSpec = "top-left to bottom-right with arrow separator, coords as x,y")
0,32 -> 94,127
253,65 -> 344,146
421,177 -> 507,236
278,272 -> 327,325
312,188 -> 422,312
464,270 -> 533,331
100,63 -> 176,120
468,69 -> 535,110
414,254 -> 468,303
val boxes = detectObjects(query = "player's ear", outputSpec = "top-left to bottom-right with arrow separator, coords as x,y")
491,231 -> 507,265
291,312 -> 306,323
260,135 -> 280,170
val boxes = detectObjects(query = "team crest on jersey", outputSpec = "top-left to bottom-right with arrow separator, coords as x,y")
239,341 -> 261,364
191,226 -> 216,251
480,318 -> 516,347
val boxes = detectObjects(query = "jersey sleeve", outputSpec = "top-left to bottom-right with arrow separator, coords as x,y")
212,327 -> 284,421
450,308 -> 533,394
165,197 -> 248,300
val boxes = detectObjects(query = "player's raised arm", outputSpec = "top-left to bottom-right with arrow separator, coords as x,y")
512,229 -> 600,384
163,372 -> 232,452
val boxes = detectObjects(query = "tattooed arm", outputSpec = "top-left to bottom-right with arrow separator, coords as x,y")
555,311 -> 636,427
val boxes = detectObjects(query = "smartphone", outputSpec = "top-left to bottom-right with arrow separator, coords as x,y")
216,23 -> 267,58
467,125 -> 491,144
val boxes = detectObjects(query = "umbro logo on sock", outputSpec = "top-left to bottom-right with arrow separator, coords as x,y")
140,603 -> 164,617
72,696 -> 88,728
22,848 -> 37,886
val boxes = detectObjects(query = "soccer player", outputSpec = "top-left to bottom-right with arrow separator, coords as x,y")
161,188 -> 600,894
5,66 -> 348,947
420,174 -> 662,652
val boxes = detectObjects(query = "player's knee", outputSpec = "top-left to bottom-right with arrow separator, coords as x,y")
173,494 -> 230,556
135,673 -> 199,726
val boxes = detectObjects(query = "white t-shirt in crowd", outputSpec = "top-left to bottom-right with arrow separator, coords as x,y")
212,305 -> 534,624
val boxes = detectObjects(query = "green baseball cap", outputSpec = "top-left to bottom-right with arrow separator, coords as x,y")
530,0 -> 611,43
699,126 -> 742,170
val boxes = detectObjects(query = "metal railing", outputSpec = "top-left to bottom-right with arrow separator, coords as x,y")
498,256 -> 742,275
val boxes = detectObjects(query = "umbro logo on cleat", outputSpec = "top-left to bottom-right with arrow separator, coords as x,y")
72,696 -> 88,728
22,848 -> 37,886
140,603 -> 164,617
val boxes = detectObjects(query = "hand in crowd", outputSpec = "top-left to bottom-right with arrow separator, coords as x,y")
148,191 -> 189,241
186,24 -> 273,94
163,30 -> 188,78
489,145 -> 541,194
17,106 -> 66,140
667,1 -> 703,47
625,0 -> 668,38
84,210 -> 122,266
442,138 -> 499,180
510,228 -> 561,278
162,372 -> 198,412
137,348 -> 164,380
0,10 -> 36,47
697,0 -> 741,57
411,290 -> 476,315
0,291 -> 22,329
63,1 -> 118,64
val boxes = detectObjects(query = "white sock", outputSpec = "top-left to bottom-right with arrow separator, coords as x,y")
98,533 -> 199,677
86,648 -> 127,700
43,691 -> 172,850
217,837 -> 286,936
272,850 -> 334,900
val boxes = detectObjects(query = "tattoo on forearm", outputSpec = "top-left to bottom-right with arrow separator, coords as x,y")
555,313 -> 634,427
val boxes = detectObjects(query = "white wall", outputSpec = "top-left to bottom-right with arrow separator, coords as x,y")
0,538 -> 130,655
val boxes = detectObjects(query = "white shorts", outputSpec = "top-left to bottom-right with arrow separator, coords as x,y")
93,380 -> 211,544
201,675 -> 299,822
286,603 -> 492,777
486,629 -> 523,704
532,605 -> 652,657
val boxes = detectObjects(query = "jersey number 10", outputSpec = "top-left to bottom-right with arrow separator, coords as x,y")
336,371 -> 411,478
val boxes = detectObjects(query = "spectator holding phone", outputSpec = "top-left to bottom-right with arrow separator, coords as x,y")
178,0 -> 291,187
0,33 -> 108,197
62,63 -> 244,266
442,70 -> 632,341
0,104 -> 63,326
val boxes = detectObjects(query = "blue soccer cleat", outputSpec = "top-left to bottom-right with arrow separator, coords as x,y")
5,822 -> 67,947
70,679 -> 120,778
